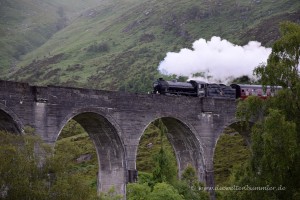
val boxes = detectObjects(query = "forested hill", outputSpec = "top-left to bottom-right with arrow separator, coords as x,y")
1,0 -> 299,92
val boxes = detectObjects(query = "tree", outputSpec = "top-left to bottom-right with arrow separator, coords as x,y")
226,22 -> 300,200
98,186 -> 123,200
147,182 -> 184,200
230,75 -> 253,84
0,131 -> 51,199
152,119 -> 177,184
126,183 -> 151,200
254,21 -> 300,89
225,109 -> 298,200
174,165 -> 209,200
0,130 -> 99,200
181,164 -> 198,189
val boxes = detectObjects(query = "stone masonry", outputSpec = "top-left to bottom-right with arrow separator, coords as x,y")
0,80 -> 239,199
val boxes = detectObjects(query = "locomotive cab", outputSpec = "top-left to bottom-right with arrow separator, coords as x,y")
153,78 -> 168,94
189,80 -> 206,97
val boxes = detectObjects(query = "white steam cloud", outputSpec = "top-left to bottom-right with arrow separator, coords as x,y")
158,36 -> 271,82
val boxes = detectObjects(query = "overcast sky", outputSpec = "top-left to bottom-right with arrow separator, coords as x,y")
158,36 -> 271,83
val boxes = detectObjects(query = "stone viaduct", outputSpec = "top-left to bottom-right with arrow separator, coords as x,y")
0,80 -> 240,199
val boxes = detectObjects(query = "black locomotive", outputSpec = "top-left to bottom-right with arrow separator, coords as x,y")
153,78 -> 281,99
153,78 -> 236,98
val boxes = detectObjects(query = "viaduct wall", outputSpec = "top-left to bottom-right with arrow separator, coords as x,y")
0,80 -> 238,199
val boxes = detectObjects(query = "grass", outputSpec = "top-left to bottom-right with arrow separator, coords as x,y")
3,0 -> 299,91
136,123 -> 177,173
56,130 -> 98,191
213,132 -> 251,186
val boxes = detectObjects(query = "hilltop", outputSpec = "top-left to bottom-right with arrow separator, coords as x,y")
1,0 -> 299,92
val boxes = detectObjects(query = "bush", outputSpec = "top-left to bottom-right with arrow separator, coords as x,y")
87,42 -> 110,53
0,130 -> 98,200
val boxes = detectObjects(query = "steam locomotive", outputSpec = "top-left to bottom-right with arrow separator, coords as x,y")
153,78 -> 281,99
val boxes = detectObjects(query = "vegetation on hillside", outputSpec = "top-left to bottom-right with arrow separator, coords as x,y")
0,129 -> 100,200
213,130 -> 251,186
0,0 -> 103,74
136,122 -> 177,173
1,0 -> 299,93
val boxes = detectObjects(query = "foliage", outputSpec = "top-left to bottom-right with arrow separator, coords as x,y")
173,166 -> 210,200
134,119 -> 210,199
225,22 -> 300,200
0,131 -> 49,199
55,131 -> 99,192
48,174 -> 95,200
169,75 -> 189,82
127,183 -> 151,200
59,119 -> 86,139
213,132 -> 251,186
87,42 -> 110,53
230,75 -> 253,84
224,109 -> 298,200
181,164 -> 198,188
147,182 -> 184,200
173,181 -> 209,200
152,147 -> 177,184
191,71 -> 212,81
251,110 -> 297,186
254,22 -> 300,89
98,187 -> 123,200
0,130 -> 98,200
152,119 -> 177,184
127,182 -> 184,200
136,122 -> 177,173
236,96 -> 266,123
128,166 -> 210,200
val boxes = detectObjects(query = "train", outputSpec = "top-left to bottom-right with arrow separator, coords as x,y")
153,78 -> 282,99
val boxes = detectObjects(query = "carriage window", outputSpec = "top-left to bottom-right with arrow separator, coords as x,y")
245,89 -> 249,96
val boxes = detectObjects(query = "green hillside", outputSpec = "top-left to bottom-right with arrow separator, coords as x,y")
0,0 -> 107,74
2,0 -> 299,92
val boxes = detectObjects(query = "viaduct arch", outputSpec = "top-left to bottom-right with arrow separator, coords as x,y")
0,102 -> 23,134
0,80 -> 239,199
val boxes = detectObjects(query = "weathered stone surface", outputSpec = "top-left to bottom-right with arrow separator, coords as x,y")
0,80 -> 238,199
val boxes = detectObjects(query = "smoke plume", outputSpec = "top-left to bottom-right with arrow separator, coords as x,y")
158,36 -> 271,82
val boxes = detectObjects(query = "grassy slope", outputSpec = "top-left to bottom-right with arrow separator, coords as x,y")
214,133 -> 251,186
0,0 -> 107,74
56,120 -> 98,191
4,0 -> 299,91
0,0 -> 57,72
136,123 -> 177,173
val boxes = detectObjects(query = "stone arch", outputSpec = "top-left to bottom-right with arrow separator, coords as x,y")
140,115 -> 206,183
0,103 -> 23,134
212,119 -> 252,186
214,119 -> 254,151
56,108 -> 127,196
